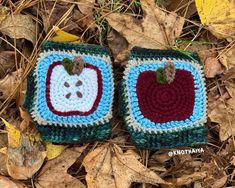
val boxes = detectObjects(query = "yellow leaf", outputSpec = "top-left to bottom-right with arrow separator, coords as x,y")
0,147 -> 7,154
51,26 -> 81,43
195,0 -> 235,41
1,118 -> 21,148
46,142 -> 68,160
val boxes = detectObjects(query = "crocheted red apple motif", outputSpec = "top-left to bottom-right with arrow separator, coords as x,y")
45,61 -> 102,116
136,70 -> 195,123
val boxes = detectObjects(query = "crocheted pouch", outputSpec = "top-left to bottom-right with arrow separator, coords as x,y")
120,47 -> 207,150
24,41 -> 114,143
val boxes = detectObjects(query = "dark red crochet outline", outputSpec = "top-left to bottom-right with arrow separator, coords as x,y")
45,61 -> 102,116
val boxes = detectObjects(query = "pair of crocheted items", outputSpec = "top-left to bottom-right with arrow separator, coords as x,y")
24,41 -> 207,149
24,41 -> 114,143
120,48 -> 207,150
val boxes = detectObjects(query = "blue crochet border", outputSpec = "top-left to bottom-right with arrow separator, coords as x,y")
35,52 -> 113,124
127,60 -> 206,130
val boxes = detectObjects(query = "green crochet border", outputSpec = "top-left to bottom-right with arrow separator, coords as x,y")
130,47 -> 201,63
42,41 -> 110,56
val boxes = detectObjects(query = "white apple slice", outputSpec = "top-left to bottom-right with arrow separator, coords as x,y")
48,64 -> 99,113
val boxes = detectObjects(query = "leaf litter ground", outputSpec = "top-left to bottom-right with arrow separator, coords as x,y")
0,0 -> 234,187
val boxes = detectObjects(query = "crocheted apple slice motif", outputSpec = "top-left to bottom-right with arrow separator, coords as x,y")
136,69 -> 195,123
46,61 -> 102,116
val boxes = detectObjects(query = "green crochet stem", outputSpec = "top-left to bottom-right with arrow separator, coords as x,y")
62,58 -> 75,75
156,68 -> 167,84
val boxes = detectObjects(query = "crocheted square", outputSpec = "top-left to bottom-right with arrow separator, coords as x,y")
120,47 -> 207,150
24,41 -> 114,143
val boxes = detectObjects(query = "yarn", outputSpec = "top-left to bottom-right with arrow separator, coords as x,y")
120,47 -> 207,150
136,70 -> 195,123
24,41 -> 114,143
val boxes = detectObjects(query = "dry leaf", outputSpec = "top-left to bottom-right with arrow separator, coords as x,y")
7,135 -> 46,180
0,6 -> 9,23
36,147 -> 86,188
0,153 -> 7,176
204,57 -> 223,78
106,0 -> 184,49
211,175 -> 227,188
45,142 -> 68,160
219,47 -> 235,70
0,133 -> 8,176
0,69 -> 23,100
195,0 -> 235,41
1,118 -> 21,148
37,2 -> 81,33
172,171 -> 207,186
0,14 -> 36,45
83,143 -> 170,188
0,51 -> 16,79
107,29 -> 129,65
19,107 -> 32,131
51,26 -> 80,43
0,175 -> 27,188
167,0 -> 197,19
208,101 -> 235,141
77,0 -> 96,30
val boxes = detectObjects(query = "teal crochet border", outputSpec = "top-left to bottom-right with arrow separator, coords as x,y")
42,41 -> 110,56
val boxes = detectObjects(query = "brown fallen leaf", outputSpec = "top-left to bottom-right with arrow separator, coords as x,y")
209,101 -> 235,141
83,143 -> 170,188
107,29 -> 129,65
0,6 -> 9,23
36,147 -> 86,188
204,57 -> 223,78
167,0 -> 197,19
219,47 -> 235,70
37,2 -> 77,33
0,175 -> 27,188
0,153 -> 7,176
0,14 -> 37,45
0,69 -> 23,100
0,51 -> 17,79
172,171 -> 207,186
211,175 -> 227,188
0,133 -> 8,176
7,135 -> 46,180
106,0 -> 184,49
77,0 -> 96,30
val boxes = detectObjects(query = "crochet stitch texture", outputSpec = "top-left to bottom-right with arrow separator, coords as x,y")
24,41 -> 114,143
120,47 -> 207,150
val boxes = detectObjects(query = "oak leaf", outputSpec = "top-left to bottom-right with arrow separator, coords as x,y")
83,143 -> 170,188
106,0 -> 184,49
36,147 -> 86,188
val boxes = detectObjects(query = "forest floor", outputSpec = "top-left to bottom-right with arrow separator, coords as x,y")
0,0 -> 234,188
